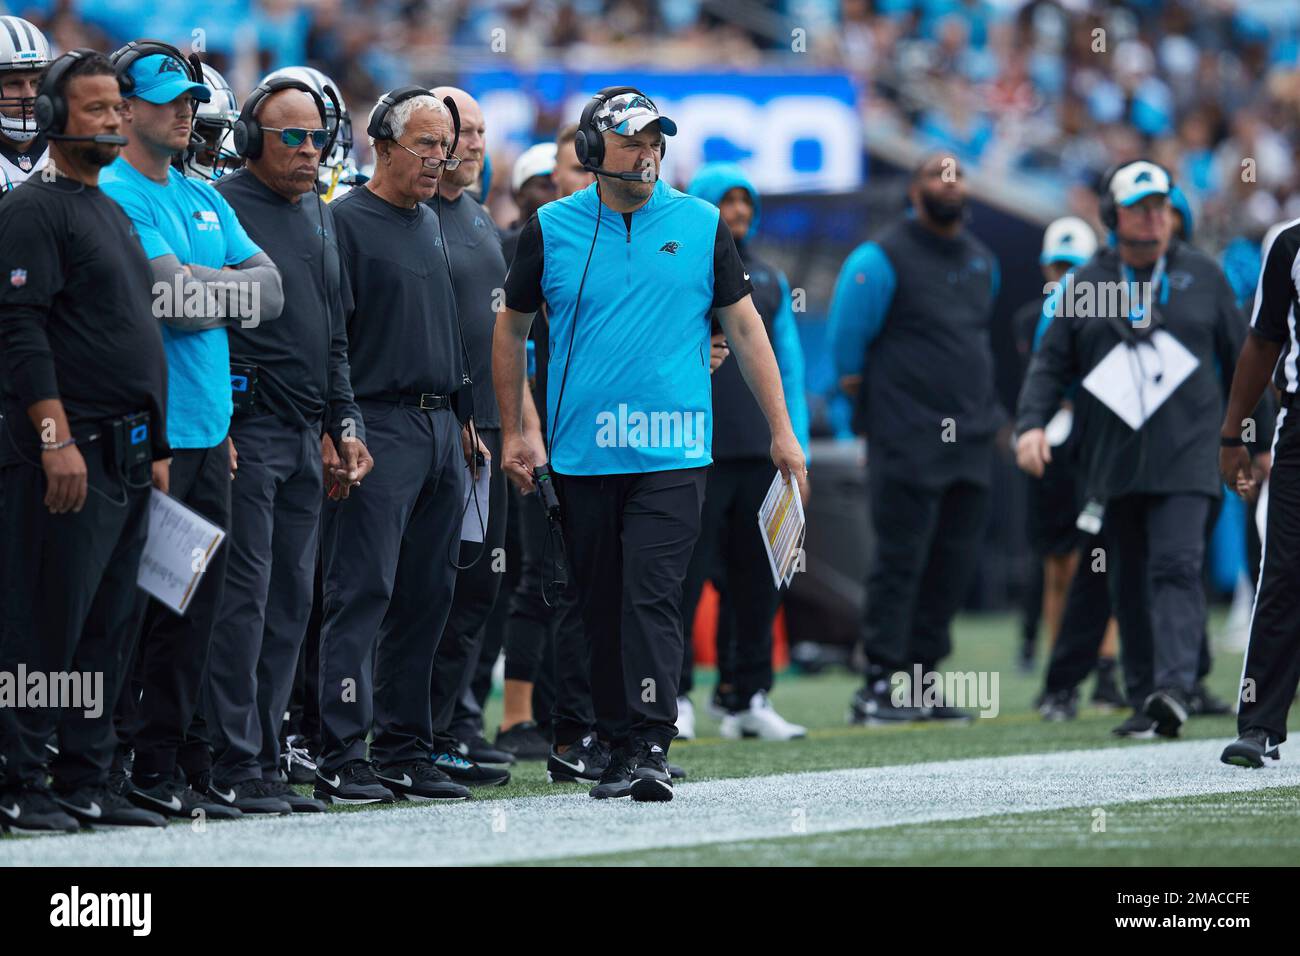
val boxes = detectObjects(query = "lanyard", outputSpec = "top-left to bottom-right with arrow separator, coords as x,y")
1121,254 -> 1168,325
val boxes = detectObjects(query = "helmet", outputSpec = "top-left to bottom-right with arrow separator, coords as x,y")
0,16 -> 52,143
186,63 -> 242,181
261,65 -> 356,191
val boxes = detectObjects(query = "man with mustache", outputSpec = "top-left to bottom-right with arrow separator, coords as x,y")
830,152 -> 1003,725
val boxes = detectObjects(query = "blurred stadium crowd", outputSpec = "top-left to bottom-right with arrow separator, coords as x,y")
9,0 -> 1300,253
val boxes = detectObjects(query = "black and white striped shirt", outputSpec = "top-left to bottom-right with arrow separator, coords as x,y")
1250,218 -> 1300,394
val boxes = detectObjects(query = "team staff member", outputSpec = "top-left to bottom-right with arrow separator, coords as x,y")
315,88 -> 476,804
678,161 -> 810,741
829,153 -> 1001,725
496,87 -> 806,802
419,86 -> 511,786
101,47 -> 284,818
0,50 -> 170,833
1220,217 -> 1300,767
207,80 -> 371,812
1017,160 -> 1246,739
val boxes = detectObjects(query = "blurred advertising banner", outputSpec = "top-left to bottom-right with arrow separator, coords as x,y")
464,70 -> 864,194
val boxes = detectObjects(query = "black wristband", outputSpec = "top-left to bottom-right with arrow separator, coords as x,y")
1220,434 -> 1246,448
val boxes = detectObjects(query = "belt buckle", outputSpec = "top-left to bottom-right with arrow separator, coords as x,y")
418,393 -> 440,410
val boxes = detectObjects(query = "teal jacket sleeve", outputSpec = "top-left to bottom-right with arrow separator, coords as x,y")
773,270 -> 811,458
828,241 -> 894,379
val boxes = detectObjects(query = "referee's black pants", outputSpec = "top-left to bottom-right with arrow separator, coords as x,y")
862,469 -> 989,675
555,467 -> 706,753
1240,405 -> 1300,741
430,427 -> 507,749
1103,492 -> 1210,705
117,438 -> 230,781
679,459 -> 781,709
0,453 -> 151,792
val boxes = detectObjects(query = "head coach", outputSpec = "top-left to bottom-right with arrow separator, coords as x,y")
493,87 -> 807,802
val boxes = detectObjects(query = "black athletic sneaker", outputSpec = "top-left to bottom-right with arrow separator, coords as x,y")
455,735 -> 515,768
1038,688 -> 1078,722
1143,688 -> 1190,739
1112,710 -> 1158,739
590,749 -> 634,800
375,760 -> 470,801
548,734 -> 609,784
668,762 -> 686,780
263,778 -> 326,812
54,786 -> 167,829
128,774 -> 243,820
630,742 -> 673,802
208,778 -> 292,814
848,681 -> 923,725
431,749 -> 510,787
1221,728 -> 1282,768
1090,662 -> 1126,711
315,760 -> 396,805
495,722 -> 551,761
280,735 -> 318,785
0,787 -> 80,835
1188,682 -> 1232,716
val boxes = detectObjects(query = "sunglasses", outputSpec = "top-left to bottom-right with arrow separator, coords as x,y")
261,126 -> 329,149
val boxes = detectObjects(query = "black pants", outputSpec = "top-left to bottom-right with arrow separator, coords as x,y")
862,470 -> 989,674
117,439 -> 230,780
317,401 -> 463,773
0,453 -> 151,792
679,459 -> 780,709
207,416 -> 320,787
429,427 -> 507,748
1104,492 -> 1210,704
284,553 -> 324,754
1240,405 -> 1300,741
554,467 -> 705,752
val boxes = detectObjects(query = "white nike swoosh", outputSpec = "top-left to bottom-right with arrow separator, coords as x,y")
392,774 -> 413,787
0,803 -> 19,820
321,775 -> 341,790
552,755 -> 586,774
212,787 -> 236,803
66,801 -> 101,818
743,273 -> 750,280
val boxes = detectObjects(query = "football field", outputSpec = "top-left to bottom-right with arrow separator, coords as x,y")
3,613 -> 1296,867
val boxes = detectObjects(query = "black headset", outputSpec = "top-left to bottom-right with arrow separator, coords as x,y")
232,76 -> 335,160
573,85 -> 665,171
366,84 -> 460,158
109,39 -> 203,100
33,48 -> 117,135
1097,159 -> 1175,232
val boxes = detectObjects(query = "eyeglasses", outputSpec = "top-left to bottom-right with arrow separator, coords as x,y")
261,126 -> 329,149
392,138 -> 461,170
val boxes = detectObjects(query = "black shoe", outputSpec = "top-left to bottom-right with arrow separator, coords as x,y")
918,702 -> 974,722
54,786 -> 167,829
128,774 -> 243,820
630,742 -> 673,802
280,735 -> 318,785
107,765 -> 131,798
431,749 -> 510,787
263,778 -> 326,812
314,760 -> 396,805
1143,688 -> 1190,739
1188,682 -> 1232,716
208,778 -> 292,814
375,760 -> 470,801
1221,728 -> 1282,768
590,748 -> 634,800
1017,637 -> 1035,675
495,721 -> 551,761
1112,710 -> 1158,739
0,787 -> 80,835
668,762 -> 686,780
1038,688 -> 1078,722
1090,663 -> 1126,711
848,681 -> 923,725
455,734 -> 515,768
548,734 -> 609,784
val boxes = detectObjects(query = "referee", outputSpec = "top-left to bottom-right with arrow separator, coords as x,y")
494,87 -> 806,801
1220,219 -> 1300,767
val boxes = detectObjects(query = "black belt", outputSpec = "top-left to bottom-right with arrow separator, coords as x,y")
364,391 -> 451,411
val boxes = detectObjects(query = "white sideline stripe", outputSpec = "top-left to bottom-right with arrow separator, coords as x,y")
2,739 -> 1294,866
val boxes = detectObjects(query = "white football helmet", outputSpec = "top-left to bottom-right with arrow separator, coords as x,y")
0,16 -> 52,143
186,63 -> 242,181
261,65 -> 359,196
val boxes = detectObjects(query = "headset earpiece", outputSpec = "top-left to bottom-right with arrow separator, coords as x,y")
234,77 -> 327,160
366,85 -> 428,142
33,48 -> 99,135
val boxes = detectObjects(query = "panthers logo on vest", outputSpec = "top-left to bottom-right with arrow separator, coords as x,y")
659,241 -> 680,255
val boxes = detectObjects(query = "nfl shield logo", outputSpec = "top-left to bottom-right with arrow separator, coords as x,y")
17,155 -> 31,172
9,269 -> 26,287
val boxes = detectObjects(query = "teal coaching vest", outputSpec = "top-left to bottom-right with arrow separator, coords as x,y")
539,177 -> 721,475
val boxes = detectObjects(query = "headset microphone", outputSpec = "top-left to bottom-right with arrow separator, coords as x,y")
46,132 -> 128,145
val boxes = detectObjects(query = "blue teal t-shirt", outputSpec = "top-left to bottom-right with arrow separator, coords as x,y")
100,158 -> 261,449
